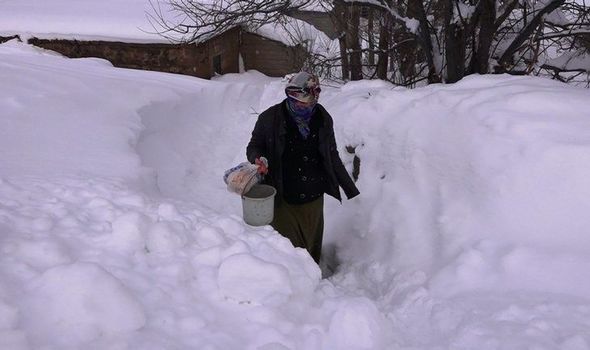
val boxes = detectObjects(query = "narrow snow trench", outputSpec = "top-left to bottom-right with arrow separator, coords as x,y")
133,84 -> 402,350
134,83 -> 368,279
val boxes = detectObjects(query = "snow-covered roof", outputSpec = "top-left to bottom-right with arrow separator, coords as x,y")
0,0 -> 166,43
253,18 -> 334,51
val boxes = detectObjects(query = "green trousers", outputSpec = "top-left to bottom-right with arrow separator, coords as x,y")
271,196 -> 324,264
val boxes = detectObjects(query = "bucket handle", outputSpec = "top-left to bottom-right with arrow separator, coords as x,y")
241,172 -> 258,197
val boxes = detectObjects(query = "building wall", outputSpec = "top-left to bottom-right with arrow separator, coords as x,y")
204,27 -> 241,75
23,26 -> 302,79
28,37 -> 211,77
240,32 -> 305,77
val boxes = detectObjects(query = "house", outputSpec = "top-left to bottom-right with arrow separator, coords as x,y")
2,26 -> 306,79
0,2 -> 313,79
26,26 -> 307,78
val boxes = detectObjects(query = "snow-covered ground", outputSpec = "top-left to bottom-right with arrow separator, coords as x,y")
2,40 -> 590,350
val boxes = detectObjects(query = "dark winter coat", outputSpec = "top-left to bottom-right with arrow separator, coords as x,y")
247,100 -> 360,202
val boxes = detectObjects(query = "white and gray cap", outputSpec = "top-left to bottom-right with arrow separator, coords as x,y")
285,72 -> 321,103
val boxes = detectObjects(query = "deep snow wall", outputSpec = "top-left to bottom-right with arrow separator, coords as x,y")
323,76 -> 590,297
132,69 -> 590,299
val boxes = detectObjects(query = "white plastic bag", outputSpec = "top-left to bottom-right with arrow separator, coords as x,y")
223,162 -> 262,195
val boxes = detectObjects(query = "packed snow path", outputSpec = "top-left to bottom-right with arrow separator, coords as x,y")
2,41 -> 590,349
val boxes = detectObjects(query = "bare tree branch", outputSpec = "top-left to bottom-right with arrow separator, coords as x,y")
498,0 -> 566,69
147,0 -> 312,43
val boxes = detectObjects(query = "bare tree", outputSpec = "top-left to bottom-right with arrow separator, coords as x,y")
147,0 -> 313,43
147,0 -> 590,86
531,0 -> 590,84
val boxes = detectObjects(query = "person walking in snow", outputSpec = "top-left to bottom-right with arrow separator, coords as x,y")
246,71 -> 359,264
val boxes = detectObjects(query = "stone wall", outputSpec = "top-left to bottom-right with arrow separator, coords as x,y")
15,26 -> 302,79
28,38 -> 211,77
0,35 -> 20,44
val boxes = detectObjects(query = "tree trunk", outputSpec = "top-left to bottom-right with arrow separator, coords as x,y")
474,0 -> 496,74
376,15 -> 390,80
445,23 -> 465,82
333,2 -> 350,80
444,0 -> 466,82
395,0 -> 416,84
407,0 -> 441,83
339,36 -> 350,80
348,5 -> 363,80
368,9 -> 375,67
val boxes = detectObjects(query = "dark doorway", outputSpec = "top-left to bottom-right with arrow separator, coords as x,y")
213,54 -> 222,74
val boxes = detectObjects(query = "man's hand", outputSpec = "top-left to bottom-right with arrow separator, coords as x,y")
255,157 -> 268,175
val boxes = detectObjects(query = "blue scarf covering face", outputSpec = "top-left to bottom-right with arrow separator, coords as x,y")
286,97 -> 316,139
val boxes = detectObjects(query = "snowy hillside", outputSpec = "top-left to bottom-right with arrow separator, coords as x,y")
1,40 -> 590,349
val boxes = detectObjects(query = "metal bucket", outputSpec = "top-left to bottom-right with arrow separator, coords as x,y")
241,184 -> 276,226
